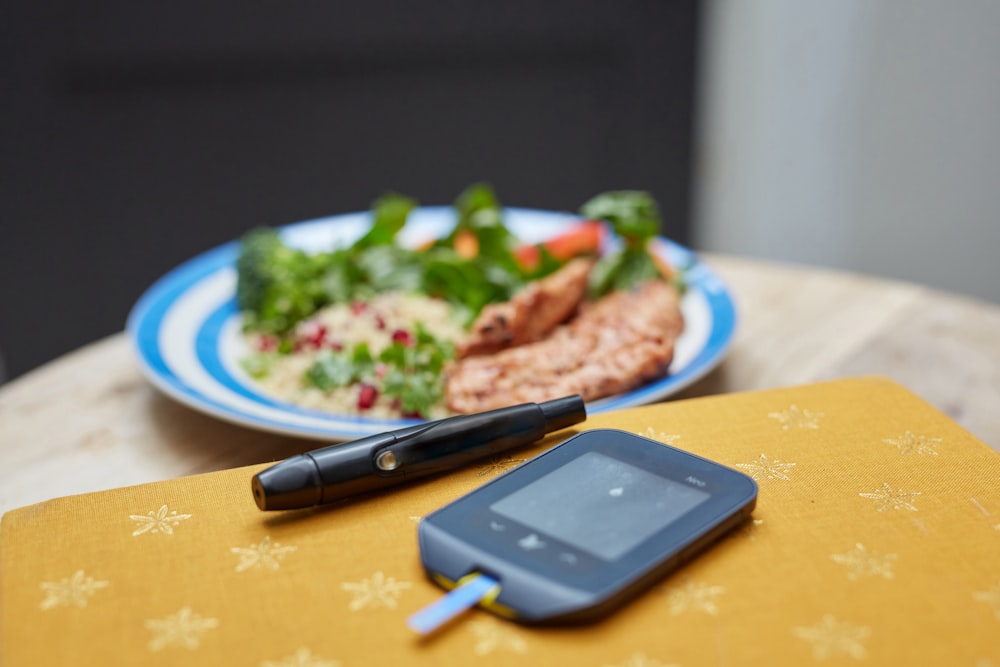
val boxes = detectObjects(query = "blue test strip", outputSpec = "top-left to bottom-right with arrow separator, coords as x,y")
407,574 -> 501,635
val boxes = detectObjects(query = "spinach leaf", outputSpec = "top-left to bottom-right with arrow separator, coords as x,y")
580,190 -> 665,297
580,191 -> 660,246
354,192 -> 417,249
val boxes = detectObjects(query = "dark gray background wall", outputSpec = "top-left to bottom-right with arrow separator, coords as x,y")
0,1 -> 700,381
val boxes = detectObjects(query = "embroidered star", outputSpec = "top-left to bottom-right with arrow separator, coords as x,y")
794,614 -> 870,660
604,651 -> 679,667
830,543 -> 897,580
145,607 -> 219,651
231,536 -> 297,572
477,455 -> 526,477
735,453 -> 796,481
468,619 -> 527,655
130,504 -> 192,536
739,518 -> 765,541
859,483 -> 922,512
664,579 -> 726,616
642,427 -> 681,445
972,581 -> 1000,620
883,431 -> 941,456
341,571 -> 411,610
260,647 -> 340,667
969,498 -> 1000,532
39,570 -> 109,610
768,405 -> 822,431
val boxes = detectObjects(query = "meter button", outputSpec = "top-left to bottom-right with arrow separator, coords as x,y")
518,534 -> 547,550
557,552 -> 579,566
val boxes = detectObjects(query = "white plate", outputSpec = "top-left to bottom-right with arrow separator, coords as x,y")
126,207 -> 736,441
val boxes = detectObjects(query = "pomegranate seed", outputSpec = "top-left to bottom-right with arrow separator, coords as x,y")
329,340 -> 344,352
351,301 -> 367,315
298,322 -> 327,349
357,383 -> 378,410
391,329 -> 413,346
374,314 -> 386,330
390,397 -> 422,419
257,335 -> 278,352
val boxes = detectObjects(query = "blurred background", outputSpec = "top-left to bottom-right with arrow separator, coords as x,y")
694,0 -> 1000,306
1,0 -> 998,383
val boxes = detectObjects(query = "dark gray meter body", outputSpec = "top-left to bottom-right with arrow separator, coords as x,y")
417,429 -> 758,624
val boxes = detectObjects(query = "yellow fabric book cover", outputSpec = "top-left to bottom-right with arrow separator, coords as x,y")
2,377 -> 998,666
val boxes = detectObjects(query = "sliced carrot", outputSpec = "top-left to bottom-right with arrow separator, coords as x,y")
542,219 -> 605,260
514,244 -> 542,271
454,229 -> 479,259
514,220 -> 605,271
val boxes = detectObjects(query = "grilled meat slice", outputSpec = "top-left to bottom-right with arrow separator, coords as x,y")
457,257 -> 595,358
445,279 -> 684,413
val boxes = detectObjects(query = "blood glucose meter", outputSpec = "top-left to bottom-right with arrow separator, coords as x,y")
416,428 -> 758,624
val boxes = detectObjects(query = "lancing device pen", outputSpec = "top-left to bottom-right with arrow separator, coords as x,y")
252,395 -> 586,510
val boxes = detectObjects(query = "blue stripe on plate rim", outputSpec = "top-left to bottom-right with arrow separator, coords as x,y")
125,207 -> 737,441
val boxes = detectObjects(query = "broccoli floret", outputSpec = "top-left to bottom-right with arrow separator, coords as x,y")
236,228 -> 328,335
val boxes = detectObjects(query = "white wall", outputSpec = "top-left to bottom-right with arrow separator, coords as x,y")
693,0 -> 1000,303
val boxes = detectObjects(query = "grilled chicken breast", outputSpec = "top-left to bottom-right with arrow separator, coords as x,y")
457,257 -> 595,358
445,279 -> 684,413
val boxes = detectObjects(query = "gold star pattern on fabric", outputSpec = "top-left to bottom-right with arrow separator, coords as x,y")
260,646 -> 341,667
604,651 -> 679,667
859,483 -> 922,512
341,571 -> 411,611
130,504 -> 193,536
468,619 -> 528,655
830,543 -> 897,580
738,518 -> 765,541
231,536 -> 297,573
145,607 -> 219,651
970,497 -> 991,517
972,581 -> 1000,620
735,453 -> 796,481
768,404 -> 822,431
883,431 -> 941,456
641,427 -> 681,445
794,614 -> 871,660
969,498 -> 1000,532
664,578 -> 727,616
39,570 -> 109,610
477,455 -> 526,477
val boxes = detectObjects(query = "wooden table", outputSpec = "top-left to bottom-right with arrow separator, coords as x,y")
2,254 -> 998,515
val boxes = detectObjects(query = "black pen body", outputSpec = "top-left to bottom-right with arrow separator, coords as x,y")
253,396 -> 585,510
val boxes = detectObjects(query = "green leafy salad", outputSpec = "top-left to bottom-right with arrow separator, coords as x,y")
236,183 -> 679,419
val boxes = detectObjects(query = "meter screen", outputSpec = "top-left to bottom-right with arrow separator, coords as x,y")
490,451 -> 711,561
